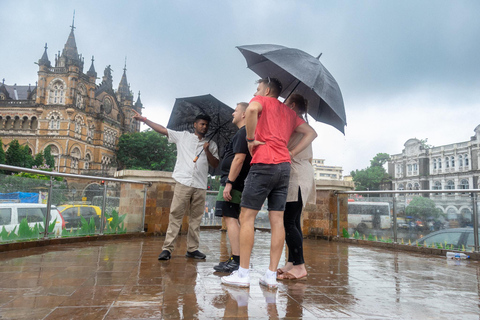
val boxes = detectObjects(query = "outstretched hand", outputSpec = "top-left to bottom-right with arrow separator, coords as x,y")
132,109 -> 145,122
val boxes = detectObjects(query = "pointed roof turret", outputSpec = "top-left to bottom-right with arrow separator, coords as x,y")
62,12 -> 79,61
135,91 -> 143,109
117,58 -> 131,99
87,56 -> 97,77
38,43 -> 51,67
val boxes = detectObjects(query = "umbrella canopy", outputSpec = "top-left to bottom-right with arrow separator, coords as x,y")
167,94 -> 237,176
237,44 -> 347,134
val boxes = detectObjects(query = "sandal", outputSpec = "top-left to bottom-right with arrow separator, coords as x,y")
278,271 -> 308,281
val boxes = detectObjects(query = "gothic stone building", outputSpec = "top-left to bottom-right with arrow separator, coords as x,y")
0,23 -> 143,177
388,125 -> 480,223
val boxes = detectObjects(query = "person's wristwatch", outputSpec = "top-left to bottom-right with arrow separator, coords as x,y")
226,178 -> 235,185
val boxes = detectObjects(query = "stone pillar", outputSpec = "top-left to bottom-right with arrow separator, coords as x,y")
302,179 -> 354,239
115,170 -> 182,235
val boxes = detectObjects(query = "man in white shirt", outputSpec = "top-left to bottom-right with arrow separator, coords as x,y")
133,110 -> 219,260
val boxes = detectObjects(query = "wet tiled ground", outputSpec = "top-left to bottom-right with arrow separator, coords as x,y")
0,230 -> 479,319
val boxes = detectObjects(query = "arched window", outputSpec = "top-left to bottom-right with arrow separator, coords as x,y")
433,158 -> 437,169
4,116 -> 12,130
49,113 -> 61,130
414,183 -> 420,190
451,157 -> 455,168
21,116 -> 29,130
47,144 -> 59,170
74,115 -> 84,135
447,207 -> 458,220
446,180 -> 455,190
13,116 -> 21,129
71,147 -> 81,169
398,184 -> 404,191
438,158 -> 442,169
445,157 -> 449,168
407,183 -> 413,190
459,179 -> 469,190
458,155 -> 463,167
84,153 -> 91,170
76,84 -> 86,109
465,154 -> 469,166
48,80 -> 66,105
30,117 -> 38,130
433,181 -> 442,190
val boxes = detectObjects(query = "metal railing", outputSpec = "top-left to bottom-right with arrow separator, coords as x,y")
336,189 -> 479,251
0,164 -> 150,239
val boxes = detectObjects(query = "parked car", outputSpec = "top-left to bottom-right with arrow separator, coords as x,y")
57,204 -> 103,229
416,228 -> 474,249
0,203 -> 65,236
396,217 -> 409,229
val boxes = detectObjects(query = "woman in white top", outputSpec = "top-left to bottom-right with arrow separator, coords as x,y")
277,94 -> 316,280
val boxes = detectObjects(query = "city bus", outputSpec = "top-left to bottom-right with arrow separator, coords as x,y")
347,201 -> 392,232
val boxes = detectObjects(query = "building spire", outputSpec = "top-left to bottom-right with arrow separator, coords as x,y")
135,91 -> 143,109
38,43 -> 51,67
87,55 -> 97,77
71,10 -> 76,32
117,57 -> 130,98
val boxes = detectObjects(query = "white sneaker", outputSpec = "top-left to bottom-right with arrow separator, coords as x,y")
259,275 -> 278,289
221,270 -> 250,288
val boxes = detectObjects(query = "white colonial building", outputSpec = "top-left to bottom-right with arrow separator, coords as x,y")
312,159 -> 343,180
388,125 -> 480,225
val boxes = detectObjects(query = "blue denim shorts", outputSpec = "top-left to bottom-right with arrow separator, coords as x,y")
240,162 -> 291,211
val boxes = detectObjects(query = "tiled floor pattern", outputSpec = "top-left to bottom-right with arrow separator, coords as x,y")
0,230 -> 479,319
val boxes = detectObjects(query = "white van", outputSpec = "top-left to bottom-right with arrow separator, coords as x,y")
0,203 -> 64,237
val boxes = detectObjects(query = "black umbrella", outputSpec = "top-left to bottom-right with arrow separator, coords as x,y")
167,94 -> 237,176
237,44 -> 347,134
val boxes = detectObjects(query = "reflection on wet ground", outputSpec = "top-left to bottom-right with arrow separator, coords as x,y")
0,230 -> 480,319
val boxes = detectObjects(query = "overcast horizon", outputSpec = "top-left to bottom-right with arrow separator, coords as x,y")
1,0 -> 479,175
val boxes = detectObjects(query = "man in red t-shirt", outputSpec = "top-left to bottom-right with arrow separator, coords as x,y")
221,78 -> 317,288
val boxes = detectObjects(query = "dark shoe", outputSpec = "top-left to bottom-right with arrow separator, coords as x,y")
213,258 -> 230,271
186,250 -> 206,259
158,250 -> 171,260
214,257 -> 240,273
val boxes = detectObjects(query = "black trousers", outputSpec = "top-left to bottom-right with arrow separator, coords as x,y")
283,188 -> 304,265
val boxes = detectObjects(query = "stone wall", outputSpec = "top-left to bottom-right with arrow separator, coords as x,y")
115,170 -> 177,235
302,179 -> 354,239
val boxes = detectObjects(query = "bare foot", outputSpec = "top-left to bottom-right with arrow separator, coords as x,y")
277,262 -> 293,275
278,265 -> 307,280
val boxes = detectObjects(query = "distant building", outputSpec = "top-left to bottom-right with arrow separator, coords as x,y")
312,159 -> 343,180
388,125 -> 480,225
0,20 -> 143,177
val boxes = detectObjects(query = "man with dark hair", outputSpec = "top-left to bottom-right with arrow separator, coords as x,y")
221,77 -> 317,288
133,110 -> 219,260
213,102 -> 251,273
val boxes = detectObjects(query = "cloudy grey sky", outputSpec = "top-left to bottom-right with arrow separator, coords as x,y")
1,0 -> 479,175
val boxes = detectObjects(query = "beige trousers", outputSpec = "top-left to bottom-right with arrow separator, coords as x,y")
162,182 -> 206,253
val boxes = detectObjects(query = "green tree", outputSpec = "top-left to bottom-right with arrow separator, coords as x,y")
21,145 -> 34,168
116,129 -> 177,171
43,145 -> 55,169
0,138 -> 5,165
5,140 -> 24,167
33,152 -> 45,168
350,153 -> 391,191
406,196 -> 443,221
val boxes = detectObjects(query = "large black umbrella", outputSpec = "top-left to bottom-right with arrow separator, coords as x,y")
167,94 -> 237,175
237,44 -> 346,134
